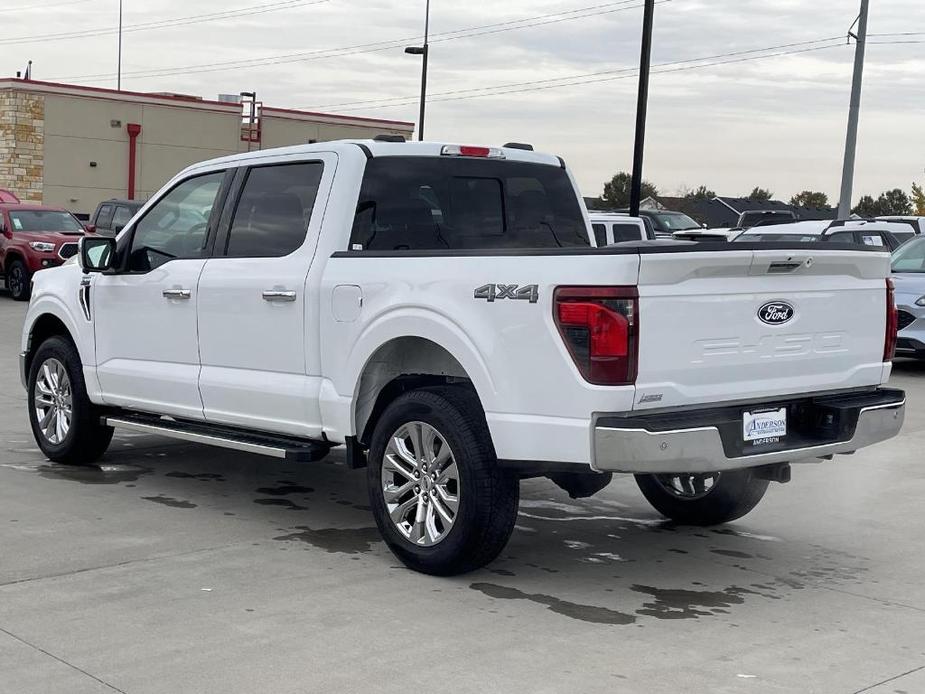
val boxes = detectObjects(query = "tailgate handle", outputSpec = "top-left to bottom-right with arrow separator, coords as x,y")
767,261 -> 802,273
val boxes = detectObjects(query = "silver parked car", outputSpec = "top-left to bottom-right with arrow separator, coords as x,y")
891,236 -> 925,358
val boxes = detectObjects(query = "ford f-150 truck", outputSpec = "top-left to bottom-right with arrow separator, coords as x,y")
19,139 -> 905,575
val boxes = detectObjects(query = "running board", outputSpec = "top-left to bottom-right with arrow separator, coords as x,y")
102,414 -> 331,462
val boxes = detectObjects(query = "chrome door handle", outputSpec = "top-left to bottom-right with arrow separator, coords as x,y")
262,290 -> 297,302
162,288 -> 191,300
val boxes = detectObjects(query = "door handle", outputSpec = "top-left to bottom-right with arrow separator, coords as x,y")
262,290 -> 297,302
162,288 -> 191,300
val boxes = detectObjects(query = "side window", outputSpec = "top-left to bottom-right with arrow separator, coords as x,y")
112,205 -> 133,232
859,232 -> 885,247
592,223 -> 608,247
826,231 -> 855,244
225,162 -> 324,258
96,204 -> 114,229
612,223 -> 643,242
128,171 -> 225,272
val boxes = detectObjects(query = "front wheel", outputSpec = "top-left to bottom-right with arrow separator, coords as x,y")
635,469 -> 769,525
367,386 -> 519,576
6,259 -> 31,301
28,336 -> 114,465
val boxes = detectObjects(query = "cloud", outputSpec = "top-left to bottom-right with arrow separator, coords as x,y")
3,0 -> 924,200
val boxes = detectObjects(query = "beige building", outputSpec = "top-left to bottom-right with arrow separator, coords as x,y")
0,78 -> 413,215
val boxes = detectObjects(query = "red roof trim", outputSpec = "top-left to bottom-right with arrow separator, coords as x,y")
1,77 -> 414,128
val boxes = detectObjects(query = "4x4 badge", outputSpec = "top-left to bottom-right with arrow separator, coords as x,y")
474,284 -> 539,303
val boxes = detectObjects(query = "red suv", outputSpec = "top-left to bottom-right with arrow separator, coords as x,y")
1,204 -> 87,301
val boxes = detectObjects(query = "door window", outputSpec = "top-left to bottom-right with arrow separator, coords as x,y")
826,231 -> 855,244
96,204 -> 114,229
128,171 -> 225,271
112,205 -> 133,232
225,162 -> 324,258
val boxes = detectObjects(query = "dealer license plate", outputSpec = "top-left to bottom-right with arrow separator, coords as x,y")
742,407 -> 787,445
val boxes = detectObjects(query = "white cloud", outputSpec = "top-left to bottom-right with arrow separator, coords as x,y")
3,0 -> 923,201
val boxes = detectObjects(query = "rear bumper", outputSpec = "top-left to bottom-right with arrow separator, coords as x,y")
592,388 -> 905,474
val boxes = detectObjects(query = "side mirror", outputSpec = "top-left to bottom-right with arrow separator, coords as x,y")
84,223 -> 96,233
80,236 -> 116,273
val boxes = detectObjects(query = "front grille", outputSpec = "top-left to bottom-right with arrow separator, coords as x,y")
897,310 -> 917,331
58,243 -> 78,259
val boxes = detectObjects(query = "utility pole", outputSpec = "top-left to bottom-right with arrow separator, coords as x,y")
837,0 -> 869,219
630,0 -> 655,217
117,0 -> 123,90
405,0 -> 431,141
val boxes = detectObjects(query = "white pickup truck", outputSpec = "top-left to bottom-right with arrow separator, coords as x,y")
19,139 -> 905,575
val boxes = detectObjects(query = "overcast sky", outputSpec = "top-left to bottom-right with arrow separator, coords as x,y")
2,0 -> 923,203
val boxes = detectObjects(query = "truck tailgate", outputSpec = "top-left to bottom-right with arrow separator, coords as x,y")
634,247 -> 891,410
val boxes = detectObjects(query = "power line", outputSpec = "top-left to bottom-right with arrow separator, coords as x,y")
868,31 -> 925,37
301,37 -> 846,111
0,0 -> 333,45
0,0 -> 93,13
50,0 -> 653,82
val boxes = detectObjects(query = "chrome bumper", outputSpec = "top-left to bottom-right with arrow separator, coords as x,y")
592,395 -> 905,474
19,351 -> 28,390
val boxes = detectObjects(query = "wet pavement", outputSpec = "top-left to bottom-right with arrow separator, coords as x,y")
1,299 -> 924,693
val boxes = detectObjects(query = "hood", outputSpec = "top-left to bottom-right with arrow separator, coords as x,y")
891,272 -> 925,304
18,230 -> 84,243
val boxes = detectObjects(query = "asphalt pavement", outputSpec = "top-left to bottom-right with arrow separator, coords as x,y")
1,296 -> 924,694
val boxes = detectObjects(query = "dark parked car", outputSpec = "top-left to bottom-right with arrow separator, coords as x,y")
89,199 -> 144,236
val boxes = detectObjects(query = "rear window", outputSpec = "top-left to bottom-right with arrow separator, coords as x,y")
9,210 -> 83,232
611,223 -> 642,242
350,156 -> 589,251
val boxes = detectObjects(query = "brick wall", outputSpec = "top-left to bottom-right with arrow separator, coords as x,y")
0,89 -> 45,203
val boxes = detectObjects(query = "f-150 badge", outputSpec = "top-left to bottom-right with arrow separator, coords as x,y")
474,284 -> 539,303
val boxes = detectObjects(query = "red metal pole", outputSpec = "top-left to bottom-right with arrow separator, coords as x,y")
126,123 -> 141,199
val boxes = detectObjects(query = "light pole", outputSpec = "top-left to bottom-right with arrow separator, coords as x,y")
404,0 -> 431,141
117,0 -> 123,90
629,0 -> 655,217
837,0 -> 870,219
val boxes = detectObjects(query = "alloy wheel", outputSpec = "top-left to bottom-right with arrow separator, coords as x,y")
33,358 -> 72,444
653,472 -> 721,500
381,421 -> 460,546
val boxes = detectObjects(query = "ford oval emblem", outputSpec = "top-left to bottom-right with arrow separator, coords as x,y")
758,301 -> 794,325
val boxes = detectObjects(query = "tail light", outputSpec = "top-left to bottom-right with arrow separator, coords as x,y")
554,286 -> 638,385
884,278 -> 898,361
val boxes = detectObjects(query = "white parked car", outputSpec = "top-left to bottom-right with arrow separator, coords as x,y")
588,212 -> 654,245
19,139 -> 905,575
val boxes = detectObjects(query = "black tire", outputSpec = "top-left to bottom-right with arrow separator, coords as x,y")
27,336 -> 114,465
367,386 -> 519,576
635,469 -> 769,525
7,259 -> 31,301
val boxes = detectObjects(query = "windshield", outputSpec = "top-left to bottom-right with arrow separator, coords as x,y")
892,236 -> 925,272
350,156 -> 589,250
735,233 -> 822,243
650,212 -> 699,231
8,210 -> 83,232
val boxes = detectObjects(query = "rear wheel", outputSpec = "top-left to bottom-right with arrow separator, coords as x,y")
367,386 -> 519,576
28,336 -> 113,465
7,259 -> 31,301
635,470 -> 769,525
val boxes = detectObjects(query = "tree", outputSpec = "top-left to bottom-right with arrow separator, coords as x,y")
912,182 -> 925,216
747,186 -> 773,201
789,190 -> 829,208
601,172 -> 658,209
852,194 -> 880,217
684,185 -> 716,201
877,188 -> 913,216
